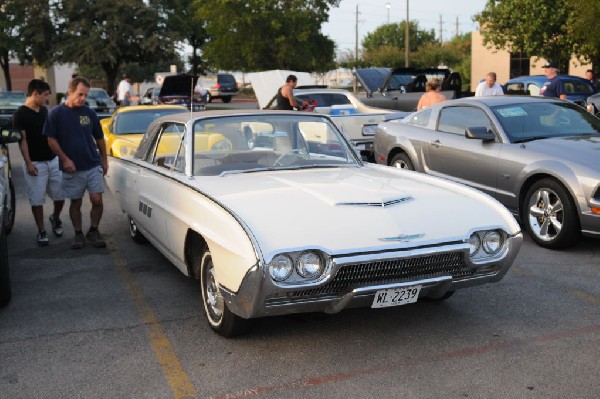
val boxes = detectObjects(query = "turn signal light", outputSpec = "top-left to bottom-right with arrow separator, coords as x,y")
591,207 -> 600,215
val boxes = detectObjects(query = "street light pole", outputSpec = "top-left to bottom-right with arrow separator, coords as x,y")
386,3 -> 391,24
405,0 -> 409,67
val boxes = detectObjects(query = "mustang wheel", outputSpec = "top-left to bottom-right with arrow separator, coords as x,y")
523,179 -> 579,249
0,221 -> 11,307
390,153 -> 414,170
128,216 -> 147,244
199,250 -> 250,337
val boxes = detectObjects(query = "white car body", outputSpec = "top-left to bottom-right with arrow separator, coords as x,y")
105,110 -> 522,336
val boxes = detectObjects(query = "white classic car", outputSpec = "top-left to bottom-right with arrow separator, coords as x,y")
105,110 -> 523,337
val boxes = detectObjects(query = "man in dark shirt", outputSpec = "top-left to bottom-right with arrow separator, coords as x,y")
275,75 -> 298,110
540,61 -> 567,99
43,76 -> 108,249
13,79 -> 65,246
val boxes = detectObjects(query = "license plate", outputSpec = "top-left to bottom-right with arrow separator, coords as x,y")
371,285 -> 421,308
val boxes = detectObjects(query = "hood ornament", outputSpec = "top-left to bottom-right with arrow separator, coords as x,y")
336,196 -> 413,208
379,233 -> 425,242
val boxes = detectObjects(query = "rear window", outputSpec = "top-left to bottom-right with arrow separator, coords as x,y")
217,74 -> 236,84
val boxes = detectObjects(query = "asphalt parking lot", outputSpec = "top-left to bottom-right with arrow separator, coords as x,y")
1,143 -> 599,399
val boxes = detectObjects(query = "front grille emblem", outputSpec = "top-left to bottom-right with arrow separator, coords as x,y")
379,233 -> 425,242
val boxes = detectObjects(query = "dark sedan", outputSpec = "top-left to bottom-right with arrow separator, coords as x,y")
504,75 -> 596,107
374,96 -> 600,249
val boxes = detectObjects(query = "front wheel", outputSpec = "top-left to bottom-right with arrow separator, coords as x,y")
523,179 -> 579,249
199,250 -> 250,337
390,153 -> 414,170
129,216 -> 147,244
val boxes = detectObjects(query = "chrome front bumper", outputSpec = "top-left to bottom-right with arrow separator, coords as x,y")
221,233 -> 523,319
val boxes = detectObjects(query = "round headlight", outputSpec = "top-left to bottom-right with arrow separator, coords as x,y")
268,254 -> 293,282
211,139 -> 232,152
296,251 -> 324,279
482,230 -> 504,254
468,233 -> 481,256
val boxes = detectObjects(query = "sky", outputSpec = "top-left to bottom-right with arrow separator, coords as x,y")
322,0 -> 489,53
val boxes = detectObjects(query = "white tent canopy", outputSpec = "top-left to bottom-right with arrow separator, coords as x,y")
246,70 -> 314,109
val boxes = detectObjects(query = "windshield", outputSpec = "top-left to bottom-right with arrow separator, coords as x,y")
89,89 -> 110,100
492,102 -> 600,142
114,109 -> 188,134
189,114 -> 359,176
0,91 -> 26,105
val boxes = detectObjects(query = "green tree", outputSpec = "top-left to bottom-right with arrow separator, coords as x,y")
569,0 -> 600,68
54,0 -> 177,94
0,0 -> 22,90
196,0 -> 338,72
361,21 -> 436,68
475,0 -> 572,70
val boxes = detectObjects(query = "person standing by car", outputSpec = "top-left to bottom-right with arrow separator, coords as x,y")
540,61 -> 567,99
475,72 -> 504,96
584,69 -> 600,91
43,77 -> 108,249
116,75 -> 133,106
194,80 -> 208,107
275,75 -> 298,110
13,79 -> 65,246
416,79 -> 447,110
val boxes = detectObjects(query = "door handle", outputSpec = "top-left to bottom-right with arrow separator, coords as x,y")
430,140 -> 441,148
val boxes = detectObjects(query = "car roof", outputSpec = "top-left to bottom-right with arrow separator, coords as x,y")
436,95 -> 564,108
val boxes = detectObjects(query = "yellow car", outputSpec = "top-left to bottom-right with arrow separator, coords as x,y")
101,105 -> 188,157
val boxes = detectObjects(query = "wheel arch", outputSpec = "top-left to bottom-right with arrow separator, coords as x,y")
517,172 -> 581,222
184,229 -> 208,280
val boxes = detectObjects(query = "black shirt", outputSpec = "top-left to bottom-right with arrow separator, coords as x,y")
275,87 -> 293,110
13,105 -> 56,162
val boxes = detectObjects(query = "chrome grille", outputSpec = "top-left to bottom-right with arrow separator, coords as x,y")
289,251 -> 471,298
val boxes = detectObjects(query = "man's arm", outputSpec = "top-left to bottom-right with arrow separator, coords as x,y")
47,137 -> 76,172
96,138 -> 108,175
17,131 -> 37,176
282,85 -> 297,108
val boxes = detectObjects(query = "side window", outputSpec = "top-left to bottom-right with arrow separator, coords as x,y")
505,82 -> 525,95
438,107 -> 494,136
527,84 -> 541,96
148,123 -> 186,172
409,109 -> 432,127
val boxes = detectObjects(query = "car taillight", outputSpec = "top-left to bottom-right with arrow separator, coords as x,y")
214,83 -> 221,89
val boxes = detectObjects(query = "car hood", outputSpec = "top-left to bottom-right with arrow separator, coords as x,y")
246,70 -> 315,109
192,165 -> 519,261
521,135 -> 600,165
159,75 -> 198,97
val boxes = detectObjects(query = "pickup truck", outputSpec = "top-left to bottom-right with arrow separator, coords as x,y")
354,67 -> 462,112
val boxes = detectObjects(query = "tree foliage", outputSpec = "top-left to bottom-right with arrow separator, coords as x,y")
196,0 -> 338,72
475,0 -> 573,69
54,0 -> 178,93
362,21 -> 436,55
569,0 -> 600,68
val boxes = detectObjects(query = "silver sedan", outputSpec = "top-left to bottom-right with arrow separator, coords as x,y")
374,96 -> 600,249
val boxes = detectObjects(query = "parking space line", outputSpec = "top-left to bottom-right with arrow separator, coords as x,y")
203,325 -> 600,399
107,237 -> 197,399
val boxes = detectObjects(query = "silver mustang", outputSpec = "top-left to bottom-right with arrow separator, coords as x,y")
374,96 -> 600,249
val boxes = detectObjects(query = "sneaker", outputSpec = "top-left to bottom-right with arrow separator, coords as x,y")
49,215 -> 64,237
71,232 -> 85,249
86,229 -> 106,248
37,231 -> 49,247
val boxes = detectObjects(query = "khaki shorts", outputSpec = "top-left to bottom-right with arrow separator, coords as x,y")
22,157 -> 64,206
61,166 -> 105,199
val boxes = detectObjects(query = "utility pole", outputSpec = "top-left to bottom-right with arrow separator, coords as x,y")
439,15 -> 443,44
405,0 -> 409,67
354,3 -> 359,92
456,16 -> 459,38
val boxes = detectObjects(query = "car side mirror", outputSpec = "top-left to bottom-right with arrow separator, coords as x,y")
465,127 -> 495,142
0,127 -> 22,145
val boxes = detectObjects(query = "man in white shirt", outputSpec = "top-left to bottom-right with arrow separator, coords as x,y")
194,79 -> 208,106
117,75 -> 133,106
475,72 -> 504,96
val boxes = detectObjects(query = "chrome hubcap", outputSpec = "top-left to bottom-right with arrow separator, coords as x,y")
393,160 -> 409,169
528,188 -> 563,242
205,263 -> 223,321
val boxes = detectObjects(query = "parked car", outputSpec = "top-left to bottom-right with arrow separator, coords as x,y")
100,105 -> 188,157
105,109 -> 522,336
262,87 -> 395,160
139,87 -> 160,105
503,75 -> 597,107
157,74 -> 205,111
0,91 -> 26,122
354,67 -> 463,112
374,96 -> 600,249
197,73 -> 239,103
86,88 -> 117,119
585,91 -> 600,116
0,120 -> 22,306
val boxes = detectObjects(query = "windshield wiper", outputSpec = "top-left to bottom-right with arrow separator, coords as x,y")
512,136 -> 549,143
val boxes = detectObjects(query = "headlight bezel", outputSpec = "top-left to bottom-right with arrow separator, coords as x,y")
468,229 -> 507,262
267,250 -> 329,285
